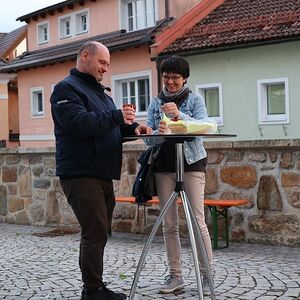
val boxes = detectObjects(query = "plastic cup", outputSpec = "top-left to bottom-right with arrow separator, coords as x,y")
123,104 -> 136,111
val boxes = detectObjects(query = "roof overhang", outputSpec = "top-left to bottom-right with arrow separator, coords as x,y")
16,0 -> 91,23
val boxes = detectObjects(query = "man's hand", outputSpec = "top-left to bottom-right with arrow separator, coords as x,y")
134,125 -> 153,135
121,107 -> 135,124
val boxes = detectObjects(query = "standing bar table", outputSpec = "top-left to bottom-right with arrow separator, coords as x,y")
124,133 -> 236,300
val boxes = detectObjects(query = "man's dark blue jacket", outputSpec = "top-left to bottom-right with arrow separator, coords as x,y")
50,68 -> 138,180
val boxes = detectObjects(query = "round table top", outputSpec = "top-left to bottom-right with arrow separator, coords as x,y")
124,133 -> 236,141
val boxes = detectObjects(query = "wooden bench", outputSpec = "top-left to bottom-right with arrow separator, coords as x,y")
115,196 -> 248,249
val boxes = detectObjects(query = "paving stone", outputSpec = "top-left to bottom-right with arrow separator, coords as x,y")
0,223 -> 299,299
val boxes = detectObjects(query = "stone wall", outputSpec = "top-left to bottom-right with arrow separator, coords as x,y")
0,139 -> 300,246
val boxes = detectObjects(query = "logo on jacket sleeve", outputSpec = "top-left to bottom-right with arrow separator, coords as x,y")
57,99 -> 69,104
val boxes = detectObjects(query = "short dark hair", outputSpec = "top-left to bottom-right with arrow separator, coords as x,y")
77,41 -> 97,58
160,55 -> 190,78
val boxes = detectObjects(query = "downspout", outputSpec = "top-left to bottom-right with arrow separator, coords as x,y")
156,0 -> 168,92
156,58 -> 162,93
165,0 -> 169,18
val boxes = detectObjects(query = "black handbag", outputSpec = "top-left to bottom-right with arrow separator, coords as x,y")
132,145 -> 160,203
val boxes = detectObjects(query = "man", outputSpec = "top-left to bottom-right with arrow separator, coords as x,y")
50,41 -> 151,300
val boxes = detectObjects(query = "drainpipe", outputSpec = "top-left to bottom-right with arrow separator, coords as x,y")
156,58 -> 162,93
165,0 -> 169,18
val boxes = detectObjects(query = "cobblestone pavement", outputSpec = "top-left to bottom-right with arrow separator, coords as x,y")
0,224 -> 299,300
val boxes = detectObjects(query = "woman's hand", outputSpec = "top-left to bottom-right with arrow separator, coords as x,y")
161,102 -> 179,119
158,120 -> 171,134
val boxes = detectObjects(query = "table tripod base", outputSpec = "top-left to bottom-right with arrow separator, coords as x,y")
129,190 -> 216,300
129,141 -> 215,300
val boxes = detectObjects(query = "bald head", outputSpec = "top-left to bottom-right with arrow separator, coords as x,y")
76,41 -> 110,82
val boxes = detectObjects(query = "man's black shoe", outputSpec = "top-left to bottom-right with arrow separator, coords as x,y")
81,284 -> 127,300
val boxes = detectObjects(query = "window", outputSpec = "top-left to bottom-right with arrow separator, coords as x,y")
59,16 -> 71,38
58,9 -> 89,40
37,22 -> 49,44
196,83 -> 223,125
127,2 -> 136,31
112,71 -> 151,115
120,79 -> 150,113
121,0 -> 156,31
31,87 -> 44,117
257,78 -> 289,124
76,10 -> 88,34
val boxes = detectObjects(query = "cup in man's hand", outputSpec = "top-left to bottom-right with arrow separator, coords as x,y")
123,104 -> 136,111
122,104 -> 136,124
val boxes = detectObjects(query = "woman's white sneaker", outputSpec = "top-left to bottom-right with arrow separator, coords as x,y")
159,275 -> 185,294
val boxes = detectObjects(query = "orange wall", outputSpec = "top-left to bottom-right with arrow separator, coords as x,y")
8,89 -> 19,133
0,101 -> 8,140
0,82 -> 9,141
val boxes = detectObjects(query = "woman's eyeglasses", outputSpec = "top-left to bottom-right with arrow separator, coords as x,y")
162,75 -> 182,81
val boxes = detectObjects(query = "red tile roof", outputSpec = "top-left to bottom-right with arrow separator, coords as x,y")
161,0 -> 300,56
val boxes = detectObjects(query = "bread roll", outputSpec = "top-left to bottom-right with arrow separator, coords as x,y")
168,123 -> 188,134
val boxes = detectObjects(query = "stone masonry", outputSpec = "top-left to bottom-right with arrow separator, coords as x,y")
0,139 -> 300,246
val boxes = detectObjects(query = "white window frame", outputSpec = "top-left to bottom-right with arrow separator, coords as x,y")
30,87 -> 45,118
58,9 -> 89,40
120,0 -> 157,32
37,21 -> 49,45
59,14 -> 72,39
196,82 -> 223,126
111,70 -> 152,117
75,9 -> 89,35
257,77 -> 289,125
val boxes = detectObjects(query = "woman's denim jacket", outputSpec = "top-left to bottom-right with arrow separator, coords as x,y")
146,92 -> 207,164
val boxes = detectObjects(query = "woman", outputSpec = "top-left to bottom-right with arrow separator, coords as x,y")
146,55 -> 213,294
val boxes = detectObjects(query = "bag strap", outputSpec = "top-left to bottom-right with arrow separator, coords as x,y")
148,145 -> 161,165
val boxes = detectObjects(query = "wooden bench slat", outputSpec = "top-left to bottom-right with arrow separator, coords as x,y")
204,199 -> 248,207
115,196 -> 248,208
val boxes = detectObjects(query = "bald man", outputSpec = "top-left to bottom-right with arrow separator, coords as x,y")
51,41 -> 151,300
